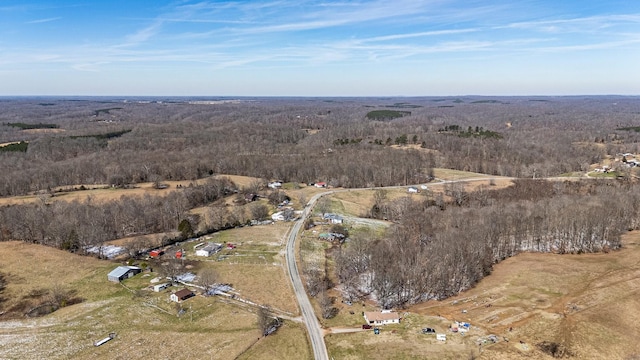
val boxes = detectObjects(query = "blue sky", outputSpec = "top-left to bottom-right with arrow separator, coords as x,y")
0,0 -> 639,96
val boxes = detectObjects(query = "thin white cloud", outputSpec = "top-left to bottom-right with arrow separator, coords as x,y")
362,29 -> 479,43
26,17 -> 61,24
503,13 -> 640,32
532,37 -> 640,52
122,20 -> 164,46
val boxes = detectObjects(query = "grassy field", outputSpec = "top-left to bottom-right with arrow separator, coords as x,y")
0,222 -> 303,359
0,174 -> 263,206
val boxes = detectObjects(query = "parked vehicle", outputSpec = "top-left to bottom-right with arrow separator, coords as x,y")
422,327 -> 436,334
362,324 -> 372,329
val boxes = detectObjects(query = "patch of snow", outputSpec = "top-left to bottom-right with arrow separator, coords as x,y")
84,245 -> 126,259
175,272 -> 196,282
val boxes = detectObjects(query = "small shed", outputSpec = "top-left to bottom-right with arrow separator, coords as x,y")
107,266 -> 142,283
171,288 -> 195,302
153,283 -> 172,292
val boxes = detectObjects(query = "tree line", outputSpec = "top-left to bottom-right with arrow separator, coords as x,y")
0,177 -> 237,252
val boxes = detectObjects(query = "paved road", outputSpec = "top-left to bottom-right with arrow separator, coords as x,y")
285,191 -> 331,360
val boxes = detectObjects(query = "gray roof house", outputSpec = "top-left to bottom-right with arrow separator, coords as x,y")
108,266 -> 142,282
323,213 -> 344,224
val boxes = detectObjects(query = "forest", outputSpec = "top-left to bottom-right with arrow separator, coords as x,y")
2,96 -> 640,304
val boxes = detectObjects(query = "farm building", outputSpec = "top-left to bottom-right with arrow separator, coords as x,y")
171,288 -> 195,302
323,213 -> 343,224
363,310 -> 401,325
315,182 -> 327,188
195,242 -> 223,257
107,266 -> 142,282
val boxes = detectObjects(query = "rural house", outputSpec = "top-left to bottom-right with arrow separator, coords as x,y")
195,242 -> 223,257
363,310 -> 401,325
314,182 -> 327,188
170,288 -> 195,302
319,232 -> 346,243
323,213 -> 343,224
407,186 -> 419,193
107,266 -> 142,282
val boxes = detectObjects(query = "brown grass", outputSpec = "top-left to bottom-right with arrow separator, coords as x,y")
237,320 -> 311,360
0,174 -> 262,206
0,239 -> 301,360
216,174 -> 262,189
432,168 -> 494,180
22,128 -> 66,134
0,241 -> 115,314
408,231 -> 640,360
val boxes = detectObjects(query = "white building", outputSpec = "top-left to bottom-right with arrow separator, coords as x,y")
195,242 -> 223,257
268,181 -> 282,189
363,310 -> 401,325
153,283 -> 172,292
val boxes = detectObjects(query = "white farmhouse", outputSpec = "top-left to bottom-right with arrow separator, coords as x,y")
363,310 -> 401,325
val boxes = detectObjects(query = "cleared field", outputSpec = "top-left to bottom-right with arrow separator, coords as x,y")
0,241 -> 116,314
409,231 -> 640,360
432,168 -> 495,180
0,174 -> 262,206
0,239 -> 303,360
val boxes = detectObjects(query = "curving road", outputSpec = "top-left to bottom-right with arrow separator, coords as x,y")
285,191 -> 331,360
